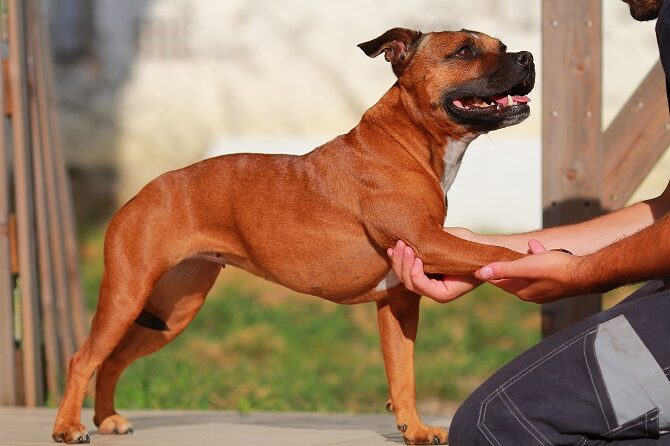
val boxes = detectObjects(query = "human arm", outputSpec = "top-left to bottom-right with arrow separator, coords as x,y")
476,211 -> 670,302
388,201 -> 658,303
390,181 -> 670,302
456,191 -> 666,255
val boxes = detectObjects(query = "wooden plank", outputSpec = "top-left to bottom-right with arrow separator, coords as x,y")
8,0 -> 44,406
26,0 -> 61,401
28,73 -> 60,401
3,60 -> 11,116
31,2 -> 75,371
0,3 -> 17,404
602,61 -> 670,209
39,14 -> 89,348
541,0 -> 603,337
9,213 -> 17,273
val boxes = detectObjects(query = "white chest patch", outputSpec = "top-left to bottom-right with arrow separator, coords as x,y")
440,137 -> 474,197
375,270 -> 400,291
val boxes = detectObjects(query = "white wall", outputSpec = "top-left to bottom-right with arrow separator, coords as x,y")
55,0 -> 667,230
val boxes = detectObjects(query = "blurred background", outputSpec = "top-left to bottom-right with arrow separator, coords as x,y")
45,0 -> 665,415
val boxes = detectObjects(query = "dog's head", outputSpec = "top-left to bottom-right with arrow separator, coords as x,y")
358,28 -> 535,134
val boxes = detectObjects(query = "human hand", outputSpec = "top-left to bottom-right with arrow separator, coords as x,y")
387,240 -> 482,303
475,239 -> 588,303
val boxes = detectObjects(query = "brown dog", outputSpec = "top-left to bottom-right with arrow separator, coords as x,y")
52,27 -> 534,444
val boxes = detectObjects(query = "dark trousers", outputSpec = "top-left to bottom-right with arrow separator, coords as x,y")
449,280 -> 670,445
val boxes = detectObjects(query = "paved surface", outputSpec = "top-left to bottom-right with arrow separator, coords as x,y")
0,407 -> 452,445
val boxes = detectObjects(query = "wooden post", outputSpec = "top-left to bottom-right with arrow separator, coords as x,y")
8,0 -> 45,406
542,0 -> 603,337
0,6 -> 17,405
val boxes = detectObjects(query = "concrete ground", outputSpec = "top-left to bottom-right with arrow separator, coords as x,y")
0,407 -> 452,445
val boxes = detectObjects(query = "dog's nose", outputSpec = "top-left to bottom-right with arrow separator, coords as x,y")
515,51 -> 533,67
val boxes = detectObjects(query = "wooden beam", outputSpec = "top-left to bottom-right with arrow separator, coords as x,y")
8,0 -> 44,406
542,0 -> 603,337
0,8 -> 17,405
602,61 -> 670,209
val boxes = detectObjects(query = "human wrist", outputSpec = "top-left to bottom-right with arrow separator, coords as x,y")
485,233 -> 531,253
569,253 -> 610,294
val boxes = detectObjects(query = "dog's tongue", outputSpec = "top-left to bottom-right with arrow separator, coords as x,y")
452,99 -> 464,108
493,95 -> 531,105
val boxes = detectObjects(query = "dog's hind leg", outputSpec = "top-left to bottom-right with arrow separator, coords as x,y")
377,288 -> 448,445
52,190 -> 205,444
93,257 -> 221,435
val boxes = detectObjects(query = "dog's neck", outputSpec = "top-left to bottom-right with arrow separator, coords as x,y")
440,136 -> 475,195
360,84 -> 478,196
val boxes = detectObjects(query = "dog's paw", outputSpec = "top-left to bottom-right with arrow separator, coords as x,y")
95,413 -> 134,435
52,423 -> 90,444
401,424 -> 448,445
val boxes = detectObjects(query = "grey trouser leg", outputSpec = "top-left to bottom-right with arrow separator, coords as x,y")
449,281 -> 670,445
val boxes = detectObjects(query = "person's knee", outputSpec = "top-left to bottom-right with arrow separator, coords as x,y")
448,396 -> 488,446
449,392 -> 535,446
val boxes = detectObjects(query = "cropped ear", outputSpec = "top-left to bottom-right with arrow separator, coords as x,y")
357,28 -> 423,77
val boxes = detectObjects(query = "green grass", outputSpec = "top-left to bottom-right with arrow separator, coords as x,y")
79,226 -> 540,413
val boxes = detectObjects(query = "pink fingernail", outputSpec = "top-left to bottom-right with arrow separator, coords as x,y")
480,267 -> 493,279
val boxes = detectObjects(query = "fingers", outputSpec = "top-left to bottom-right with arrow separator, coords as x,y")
388,240 -> 408,282
407,257 -> 479,302
387,240 -> 480,302
408,257 -> 449,299
388,240 -> 421,289
528,239 -> 548,254
476,263 -> 502,281
487,278 -> 532,298
401,246 -> 418,289
432,274 -> 481,303
476,254 -> 539,281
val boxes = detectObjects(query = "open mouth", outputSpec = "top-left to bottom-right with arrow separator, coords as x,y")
444,77 -> 534,126
451,94 -> 530,114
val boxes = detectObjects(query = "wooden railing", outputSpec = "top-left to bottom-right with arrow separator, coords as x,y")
0,0 -> 87,407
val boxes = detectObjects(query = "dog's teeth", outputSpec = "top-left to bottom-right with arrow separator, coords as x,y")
508,95 -> 514,106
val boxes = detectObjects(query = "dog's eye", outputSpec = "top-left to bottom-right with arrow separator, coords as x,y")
454,46 -> 474,59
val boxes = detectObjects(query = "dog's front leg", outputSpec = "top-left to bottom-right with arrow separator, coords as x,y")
377,288 -> 448,445
364,205 -> 524,277
413,228 -> 524,276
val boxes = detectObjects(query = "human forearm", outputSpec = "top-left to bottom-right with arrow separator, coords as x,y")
463,199 -> 659,255
469,216 -> 670,303
576,211 -> 670,292
518,200 -> 655,255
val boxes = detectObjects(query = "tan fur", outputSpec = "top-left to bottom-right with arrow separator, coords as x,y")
52,29 -> 532,445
